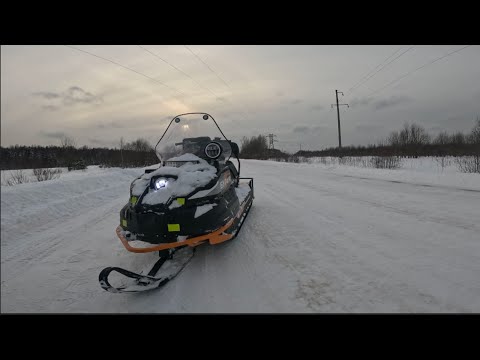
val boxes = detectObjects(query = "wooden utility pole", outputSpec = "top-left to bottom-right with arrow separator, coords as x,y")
331,90 -> 349,149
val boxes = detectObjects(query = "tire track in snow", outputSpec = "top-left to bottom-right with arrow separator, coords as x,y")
338,174 -> 480,193
1,196 -> 126,283
254,168 -> 476,312
292,176 -> 480,232
1,184 -> 129,246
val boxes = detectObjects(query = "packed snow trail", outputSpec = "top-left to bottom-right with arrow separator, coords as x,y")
2,161 -> 480,312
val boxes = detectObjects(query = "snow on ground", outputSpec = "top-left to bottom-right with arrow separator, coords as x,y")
291,156 -> 480,191
1,159 -> 479,313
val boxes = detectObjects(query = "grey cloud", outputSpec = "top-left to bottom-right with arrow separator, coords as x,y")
276,91 -> 284,97
309,105 -> 324,111
33,92 -> 61,99
63,86 -> 102,106
33,86 -> 103,109
42,105 -> 59,111
373,96 -> 412,110
96,121 -> 123,129
355,124 -> 380,132
291,99 -> 303,105
293,126 -> 309,133
41,131 -> 67,139
350,97 -> 373,108
293,125 -> 327,133
89,138 -> 114,146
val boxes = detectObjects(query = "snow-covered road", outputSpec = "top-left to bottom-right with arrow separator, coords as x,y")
2,160 -> 479,312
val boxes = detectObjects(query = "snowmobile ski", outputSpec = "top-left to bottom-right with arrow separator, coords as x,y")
99,246 -> 195,293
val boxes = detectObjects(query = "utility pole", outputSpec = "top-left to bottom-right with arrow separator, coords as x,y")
331,90 -> 349,149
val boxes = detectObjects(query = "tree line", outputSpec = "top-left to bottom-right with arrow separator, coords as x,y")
0,137 -> 158,170
240,119 -> 480,159
3,119 -> 480,170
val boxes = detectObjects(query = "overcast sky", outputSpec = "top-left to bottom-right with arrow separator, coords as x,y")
2,45 -> 479,152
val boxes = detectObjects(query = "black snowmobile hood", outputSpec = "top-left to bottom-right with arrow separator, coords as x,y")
130,155 -> 218,206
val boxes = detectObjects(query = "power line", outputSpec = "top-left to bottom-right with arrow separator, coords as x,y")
184,45 -> 232,89
138,45 -> 242,122
183,45 -> 252,122
138,45 -> 221,100
349,46 -> 415,94
348,46 -> 404,92
64,45 -> 187,97
367,45 -> 473,97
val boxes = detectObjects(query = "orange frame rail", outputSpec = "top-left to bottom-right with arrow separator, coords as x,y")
116,219 -> 234,253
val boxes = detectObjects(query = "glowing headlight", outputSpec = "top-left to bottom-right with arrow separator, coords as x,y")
154,178 -> 168,190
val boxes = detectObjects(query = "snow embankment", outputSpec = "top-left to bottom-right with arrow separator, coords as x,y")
1,166 -> 147,246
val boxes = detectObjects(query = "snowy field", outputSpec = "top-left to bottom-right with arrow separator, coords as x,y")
1,158 -> 479,312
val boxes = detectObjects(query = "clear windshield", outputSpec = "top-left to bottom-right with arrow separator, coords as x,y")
155,113 -> 232,164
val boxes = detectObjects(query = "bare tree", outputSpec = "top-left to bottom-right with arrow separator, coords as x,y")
240,135 -> 268,158
433,131 -> 450,145
119,137 -> 125,168
60,135 -> 77,148
469,117 -> 480,144
451,132 -> 466,145
407,123 -> 430,145
124,138 -> 153,152
388,123 -> 430,146
387,130 -> 400,146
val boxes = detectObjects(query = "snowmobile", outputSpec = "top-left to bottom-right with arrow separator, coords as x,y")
99,113 -> 254,293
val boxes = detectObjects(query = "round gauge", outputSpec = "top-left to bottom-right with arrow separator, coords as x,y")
204,142 -> 222,159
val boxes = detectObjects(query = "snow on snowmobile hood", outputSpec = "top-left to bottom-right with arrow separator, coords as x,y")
131,153 -> 217,205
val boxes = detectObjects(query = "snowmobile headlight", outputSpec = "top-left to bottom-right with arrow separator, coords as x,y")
154,178 -> 168,190
205,142 -> 222,159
